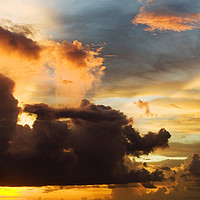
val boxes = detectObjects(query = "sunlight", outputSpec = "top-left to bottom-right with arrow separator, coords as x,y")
0,187 -> 20,198
133,154 -> 187,163
17,112 -> 36,128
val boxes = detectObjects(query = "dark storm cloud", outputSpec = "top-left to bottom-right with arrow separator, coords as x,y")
0,26 -> 41,59
0,73 -> 171,186
24,100 -> 129,123
123,126 -> 170,156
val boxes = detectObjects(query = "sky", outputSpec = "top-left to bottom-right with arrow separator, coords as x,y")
0,0 -> 200,199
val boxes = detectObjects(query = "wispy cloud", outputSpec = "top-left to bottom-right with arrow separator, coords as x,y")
132,0 -> 200,32
134,99 -> 155,116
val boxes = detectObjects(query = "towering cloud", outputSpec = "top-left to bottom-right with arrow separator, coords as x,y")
41,39 -> 105,105
0,73 -> 171,186
0,23 -> 105,106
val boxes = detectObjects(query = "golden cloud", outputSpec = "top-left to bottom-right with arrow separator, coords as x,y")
132,4 -> 200,32
0,23 -> 105,106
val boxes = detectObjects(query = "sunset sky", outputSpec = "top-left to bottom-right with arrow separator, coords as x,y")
0,0 -> 200,199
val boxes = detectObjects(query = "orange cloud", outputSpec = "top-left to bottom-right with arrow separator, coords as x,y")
132,4 -> 200,32
0,22 -> 105,106
134,99 -> 154,116
41,40 -> 105,105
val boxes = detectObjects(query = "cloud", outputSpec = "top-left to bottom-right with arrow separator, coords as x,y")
0,74 -> 20,154
170,104 -> 182,109
134,99 -> 154,116
0,22 -> 105,106
171,154 -> 200,193
0,26 -> 41,59
49,0 -> 200,104
24,100 -> 130,123
0,18 -> 39,39
94,155 -> 200,200
155,142 -> 200,158
188,154 -> 200,177
142,182 -> 156,188
124,126 -> 170,157
109,185 -> 200,200
132,0 -> 200,32
160,166 -> 171,171
0,0 -> 56,32
0,73 -> 171,186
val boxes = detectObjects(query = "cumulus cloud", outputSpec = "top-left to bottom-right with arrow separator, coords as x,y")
92,154 -> 200,200
0,22 -> 105,106
132,0 -> 200,32
109,185 -> 200,200
0,73 -> 171,186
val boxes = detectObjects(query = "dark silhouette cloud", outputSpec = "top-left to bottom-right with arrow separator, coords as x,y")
0,74 -> 20,155
0,73 -> 171,186
123,126 -> 170,156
